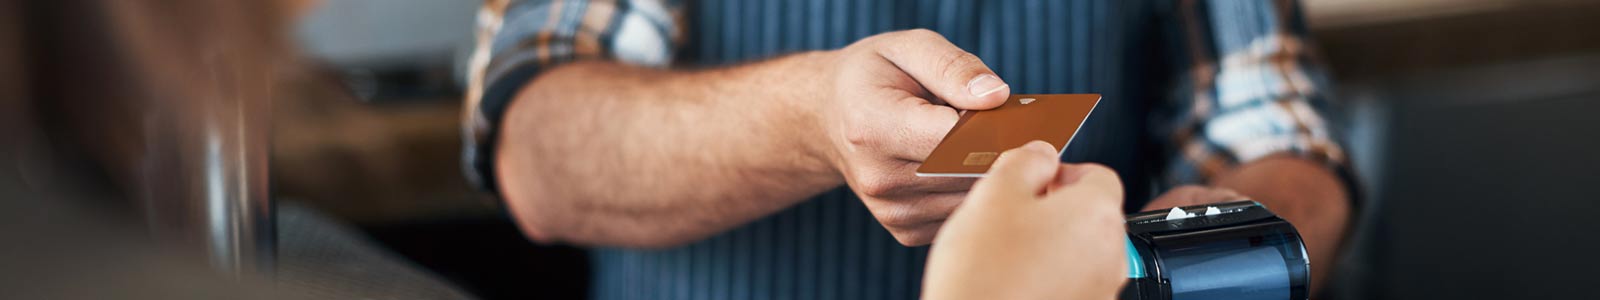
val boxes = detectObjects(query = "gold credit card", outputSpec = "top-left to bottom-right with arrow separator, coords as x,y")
916,94 -> 1101,177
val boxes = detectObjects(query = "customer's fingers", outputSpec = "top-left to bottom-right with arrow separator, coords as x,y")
970,141 -> 1060,204
1042,163 -> 1124,211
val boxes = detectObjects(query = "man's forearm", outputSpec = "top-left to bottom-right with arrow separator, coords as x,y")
1210,155 -> 1350,291
495,53 -> 843,248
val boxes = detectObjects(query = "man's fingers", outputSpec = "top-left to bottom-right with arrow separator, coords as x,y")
1206,187 -> 1245,202
1140,185 -> 1244,212
864,192 -> 965,246
871,29 -> 1008,110
892,220 -> 947,246
971,141 -> 1061,203
866,192 -> 964,230
841,88 -> 958,162
1141,185 -> 1210,211
889,99 -> 960,161
852,164 -> 977,197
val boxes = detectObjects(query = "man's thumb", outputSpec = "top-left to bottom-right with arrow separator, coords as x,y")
871,29 -> 1009,110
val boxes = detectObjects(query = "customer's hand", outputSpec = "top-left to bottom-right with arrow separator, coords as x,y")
922,141 -> 1128,300
1140,185 -> 1246,212
810,29 -> 1010,245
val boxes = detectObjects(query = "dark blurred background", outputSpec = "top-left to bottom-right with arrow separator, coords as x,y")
1309,0 -> 1600,299
6,0 -> 1600,299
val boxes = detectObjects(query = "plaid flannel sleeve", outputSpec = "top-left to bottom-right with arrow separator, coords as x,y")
464,0 -> 682,193
1159,0 -> 1354,192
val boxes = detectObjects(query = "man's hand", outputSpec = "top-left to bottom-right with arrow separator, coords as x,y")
1140,185 -> 1247,212
923,141 -> 1127,300
811,29 -> 1011,246
1138,156 -> 1350,292
493,28 -> 1016,248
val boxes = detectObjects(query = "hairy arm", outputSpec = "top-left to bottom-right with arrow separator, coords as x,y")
488,28 -> 1009,248
473,1 -> 1007,248
495,55 -> 842,248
